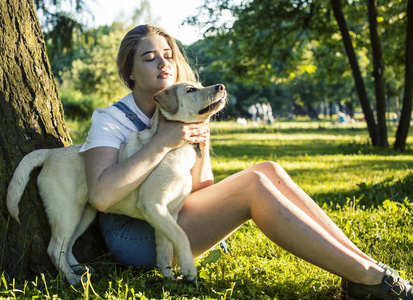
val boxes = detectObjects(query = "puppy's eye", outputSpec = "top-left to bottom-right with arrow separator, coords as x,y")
187,87 -> 197,93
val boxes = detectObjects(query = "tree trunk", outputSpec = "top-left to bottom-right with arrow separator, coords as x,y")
330,0 -> 378,146
0,0 -> 105,280
368,0 -> 389,147
394,0 -> 413,151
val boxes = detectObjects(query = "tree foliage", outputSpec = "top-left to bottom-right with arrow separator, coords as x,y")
44,1 -> 156,119
187,0 -> 412,149
34,0 -> 90,64
59,24 -> 129,106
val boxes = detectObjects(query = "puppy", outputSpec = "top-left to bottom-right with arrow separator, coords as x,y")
7,82 -> 227,285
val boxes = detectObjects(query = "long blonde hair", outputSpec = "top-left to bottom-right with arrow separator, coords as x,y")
117,24 -> 197,90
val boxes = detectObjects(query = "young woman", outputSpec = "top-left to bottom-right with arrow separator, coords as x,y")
79,25 -> 413,299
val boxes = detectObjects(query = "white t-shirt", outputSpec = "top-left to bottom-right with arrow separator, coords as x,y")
79,93 -> 151,152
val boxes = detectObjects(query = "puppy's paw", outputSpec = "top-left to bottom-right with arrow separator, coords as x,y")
180,263 -> 197,282
71,264 -> 94,274
66,273 -> 82,286
183,273 -> 196,282
161,266 -> 174,280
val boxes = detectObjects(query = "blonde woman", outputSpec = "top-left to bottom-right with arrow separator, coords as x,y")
80,25 -> 413,300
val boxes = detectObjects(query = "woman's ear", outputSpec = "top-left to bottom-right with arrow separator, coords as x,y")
129,73 -> 135,81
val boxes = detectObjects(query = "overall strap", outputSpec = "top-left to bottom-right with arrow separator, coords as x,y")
113,101 -> 147,131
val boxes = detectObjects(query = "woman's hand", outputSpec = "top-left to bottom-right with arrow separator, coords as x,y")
153,115 -> 213,192
156,115 -> 210,150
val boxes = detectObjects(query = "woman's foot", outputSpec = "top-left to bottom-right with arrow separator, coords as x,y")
340,262 -> 403,298
345,269 -> 413,300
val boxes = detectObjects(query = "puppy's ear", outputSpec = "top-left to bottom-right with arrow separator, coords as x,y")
154,86 -> 179,115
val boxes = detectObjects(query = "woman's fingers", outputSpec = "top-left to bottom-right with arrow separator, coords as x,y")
184,123 -> 210,143
157,116 -> 210,148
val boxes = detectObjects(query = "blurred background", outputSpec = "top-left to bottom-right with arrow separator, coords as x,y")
35,0 -> 411,148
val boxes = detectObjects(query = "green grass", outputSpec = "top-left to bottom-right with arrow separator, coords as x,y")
2,120 -> 413,299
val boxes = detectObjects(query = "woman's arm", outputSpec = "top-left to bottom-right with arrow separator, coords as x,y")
85,117 -> 210,212
85,140 -> 170,212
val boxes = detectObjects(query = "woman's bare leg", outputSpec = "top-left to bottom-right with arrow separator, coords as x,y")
178,168 -> 384,285
233,162 -> 377,264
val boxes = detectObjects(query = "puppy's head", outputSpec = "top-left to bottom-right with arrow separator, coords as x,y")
153,82 -> 227,123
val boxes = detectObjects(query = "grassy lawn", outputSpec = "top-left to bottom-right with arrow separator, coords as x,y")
2,120 -> 413,299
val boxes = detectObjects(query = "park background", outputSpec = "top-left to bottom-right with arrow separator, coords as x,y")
1,0 -> 413,299
37,0 -> 411,150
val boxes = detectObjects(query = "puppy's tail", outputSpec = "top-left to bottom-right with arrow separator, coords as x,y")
7,149 -> 50,224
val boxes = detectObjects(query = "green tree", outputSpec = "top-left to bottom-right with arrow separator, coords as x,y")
55,0 -> 156,114
330,0 -> 379,144
59,24 -> 129,105
34,0 -> 89,69
394,0 -> 413,151
187,38 -> 294,118
188,0 -> 412,149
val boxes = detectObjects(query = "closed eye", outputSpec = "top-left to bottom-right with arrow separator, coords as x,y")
187,87 -> 198,93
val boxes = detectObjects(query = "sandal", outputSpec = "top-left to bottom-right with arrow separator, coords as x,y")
345,269 -> 413,300
340,262 -> 404,298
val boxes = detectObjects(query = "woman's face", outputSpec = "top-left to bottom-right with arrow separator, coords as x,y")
130,35 -> 177,96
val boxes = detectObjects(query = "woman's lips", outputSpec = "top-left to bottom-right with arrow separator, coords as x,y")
158,71 -> 172,79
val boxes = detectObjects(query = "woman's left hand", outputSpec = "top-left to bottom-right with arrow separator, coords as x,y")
193,122 -> 210,153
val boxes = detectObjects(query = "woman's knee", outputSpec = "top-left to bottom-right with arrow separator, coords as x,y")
260,161 -> 282,170
241,169 -> 274,194
253,161 -> 286,178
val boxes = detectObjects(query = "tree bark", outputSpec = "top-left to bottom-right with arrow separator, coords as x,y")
330,0 -> 378,146
0,0 -> 104,280
367,0 -> 389,147
394,0 -> 413,151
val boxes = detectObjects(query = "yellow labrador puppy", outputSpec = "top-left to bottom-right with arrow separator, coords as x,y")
7,82 -> 227,285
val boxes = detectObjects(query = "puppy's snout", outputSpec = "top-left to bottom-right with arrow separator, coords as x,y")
215,84 -> 225,91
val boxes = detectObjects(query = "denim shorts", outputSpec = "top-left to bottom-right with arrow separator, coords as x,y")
99,213 -> 157,269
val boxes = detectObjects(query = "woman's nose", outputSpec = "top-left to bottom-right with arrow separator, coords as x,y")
158,57 -> 168,69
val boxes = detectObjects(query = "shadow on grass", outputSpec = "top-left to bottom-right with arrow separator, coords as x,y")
212,136 -> 413,159
213,124 -> 369,136
313,172 -> 413,207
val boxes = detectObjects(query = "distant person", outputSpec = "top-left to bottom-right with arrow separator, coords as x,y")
261,102 -> 268,124
392,113 -> 399,125
248,104 -> 257,123
255,102 -> 263,123
338,111 -> 347,123
266,102 -> 274,125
